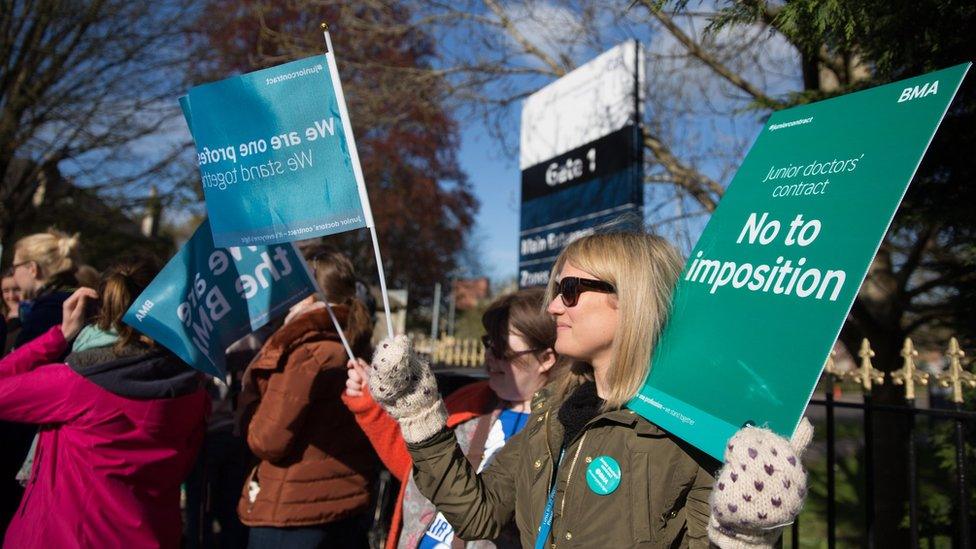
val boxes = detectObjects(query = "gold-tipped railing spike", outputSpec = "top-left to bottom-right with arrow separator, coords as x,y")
891,337 -> 929,400
845,338 -> 885,392
446,337 -> 457,366
823,349 -> 843,380
822,349 -> 844,396
425,336 -> 484,368
936,337 -> 976,404
434,337 -> 445,364
431,336 -> 485,368
463,339 -> 470,367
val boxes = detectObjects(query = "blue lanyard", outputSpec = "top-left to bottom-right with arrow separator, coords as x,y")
534,449 -> 565,549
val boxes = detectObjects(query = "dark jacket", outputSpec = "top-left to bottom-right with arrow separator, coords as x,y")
407,384 -> 717,548
3,317 -> 20,356
237,304 -> 379,527
13,272 -> 76,350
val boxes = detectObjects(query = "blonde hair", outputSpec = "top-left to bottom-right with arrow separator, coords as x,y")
14,229 -> 81,280
544,232 -> 684,410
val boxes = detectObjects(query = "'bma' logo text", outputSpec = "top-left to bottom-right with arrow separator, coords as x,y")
898,80 -> 939,103
134,299 -> 154,321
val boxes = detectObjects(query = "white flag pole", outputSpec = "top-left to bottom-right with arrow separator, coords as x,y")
368,225 -> 396,338
323,299 -> 355,360
322,24 -> 396,338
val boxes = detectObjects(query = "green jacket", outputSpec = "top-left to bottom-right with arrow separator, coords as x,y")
408,386 -> 717,548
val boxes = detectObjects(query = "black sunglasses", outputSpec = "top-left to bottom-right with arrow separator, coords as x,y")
552,276 -> 616,307
481,335 -> 541,362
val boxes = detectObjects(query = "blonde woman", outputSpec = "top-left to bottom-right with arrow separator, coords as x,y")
2,269 -> 21,322
2,229 -> 81,535
366,232 -> 812,548
10,229 -> 81,349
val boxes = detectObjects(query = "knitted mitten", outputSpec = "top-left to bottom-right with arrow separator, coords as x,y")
708,418 -> 814,549
369,335 -> 447,444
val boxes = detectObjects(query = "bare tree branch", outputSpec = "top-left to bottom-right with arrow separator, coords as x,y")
482,0 -> 571,76
638,0 -> 786,109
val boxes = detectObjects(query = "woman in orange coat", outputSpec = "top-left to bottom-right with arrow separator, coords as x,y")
238,245 -> 378,548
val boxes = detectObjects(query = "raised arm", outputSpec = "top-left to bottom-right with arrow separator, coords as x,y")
369,336 -> 518,540
0,326 -> 68,378
341,379 -> 413,482
0,364 -> 88,424
0,288 -> 94,378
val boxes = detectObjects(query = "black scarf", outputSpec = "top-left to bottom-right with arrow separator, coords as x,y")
557,381 -> 605,449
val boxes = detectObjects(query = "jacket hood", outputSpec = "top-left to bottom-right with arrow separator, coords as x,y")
66,345 -> 202,399
250,304 -> 358,371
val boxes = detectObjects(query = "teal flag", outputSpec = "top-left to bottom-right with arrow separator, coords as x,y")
629,64 -> 971,460
123,219 -> 317,377
182,54 -> 371,247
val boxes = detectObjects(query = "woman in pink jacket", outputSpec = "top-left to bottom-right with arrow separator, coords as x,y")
0,259 -> 209,548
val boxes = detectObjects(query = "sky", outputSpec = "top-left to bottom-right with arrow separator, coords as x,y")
63,2 -> 801,288
442,3 -> 804,288
457,122 -> 522,285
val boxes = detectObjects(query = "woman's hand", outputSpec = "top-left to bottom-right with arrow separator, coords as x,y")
708,418 -> 813,548
369,335 -> 447,443
60,288 -> 98,343
345,358 -> 370,397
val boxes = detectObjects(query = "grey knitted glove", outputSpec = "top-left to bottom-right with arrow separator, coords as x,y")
708,418 -> 814,549
369,335 -> 448,444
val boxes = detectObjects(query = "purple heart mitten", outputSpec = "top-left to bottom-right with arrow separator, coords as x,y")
369,335 -> 447,444
708,418 -> 813,548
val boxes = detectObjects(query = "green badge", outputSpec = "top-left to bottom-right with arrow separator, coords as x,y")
586,455 -> 621,495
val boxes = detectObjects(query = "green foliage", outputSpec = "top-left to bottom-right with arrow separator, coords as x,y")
732,1 -> 975,344
917,396 -> 976,539
709,0 -> 867,57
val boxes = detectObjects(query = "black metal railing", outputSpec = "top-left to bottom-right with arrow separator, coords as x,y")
785,337 -> 975,549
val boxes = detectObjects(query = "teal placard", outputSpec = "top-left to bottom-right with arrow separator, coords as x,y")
629,64 -> 971,461
183,54 -> 371,247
